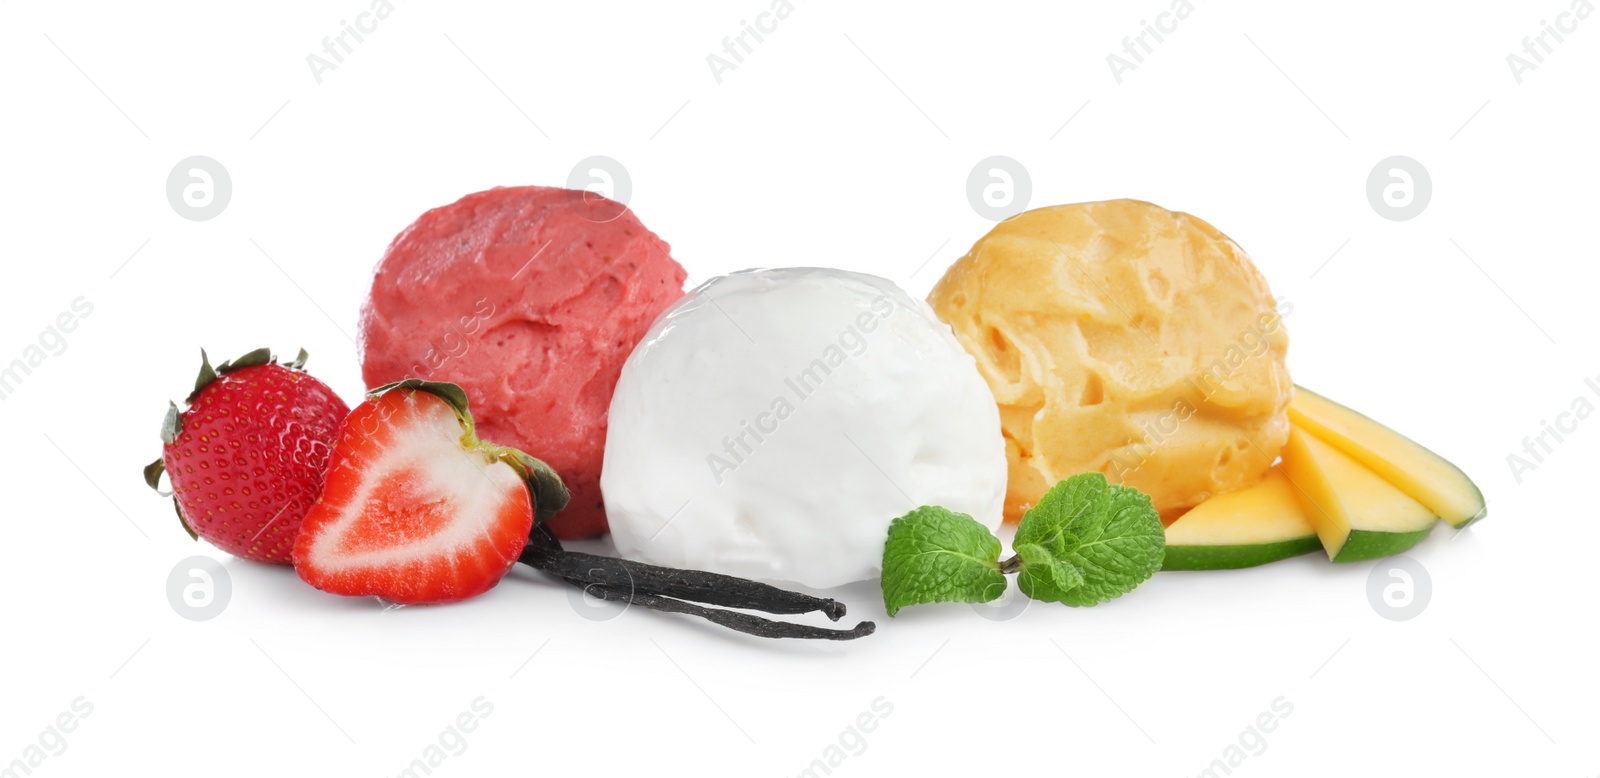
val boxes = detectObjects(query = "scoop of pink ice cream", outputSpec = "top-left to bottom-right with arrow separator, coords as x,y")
359,186 -> 687,538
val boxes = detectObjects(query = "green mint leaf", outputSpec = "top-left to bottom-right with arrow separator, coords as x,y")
1013,542 -> 1085,601
1013,473 -> 1164,606
882,506 -> 1006,616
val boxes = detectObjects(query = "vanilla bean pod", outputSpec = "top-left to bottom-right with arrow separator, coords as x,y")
520,524 -> 850,621
564,578 -> 875,641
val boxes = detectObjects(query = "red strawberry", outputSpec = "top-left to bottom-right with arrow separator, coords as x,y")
292,381 -> 569,605
144,348 -> 350,564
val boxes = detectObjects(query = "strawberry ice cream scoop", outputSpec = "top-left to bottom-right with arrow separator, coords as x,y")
359,186 -> 687,539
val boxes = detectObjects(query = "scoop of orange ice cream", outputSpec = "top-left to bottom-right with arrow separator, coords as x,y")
927,199 -> 1292,522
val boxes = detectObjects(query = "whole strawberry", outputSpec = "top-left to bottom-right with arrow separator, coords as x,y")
144,348 -> 350,563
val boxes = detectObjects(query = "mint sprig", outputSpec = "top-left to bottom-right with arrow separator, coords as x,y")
1012,473 -> 1165,606
882,506 -> 1007,616
880,474 -> 1165,615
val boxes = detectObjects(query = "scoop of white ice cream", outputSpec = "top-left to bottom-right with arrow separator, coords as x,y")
601,267 -> 1007,589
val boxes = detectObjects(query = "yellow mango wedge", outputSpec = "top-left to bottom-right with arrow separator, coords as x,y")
1290,386 -> 1486,527
1281,426 -> 1438,562
1164,467 -> 1321,570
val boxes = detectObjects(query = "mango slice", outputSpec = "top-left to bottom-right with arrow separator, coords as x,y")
1164,467 -> 1321,570
1281,426 -> 1437,562
1290,386 -> 1486,528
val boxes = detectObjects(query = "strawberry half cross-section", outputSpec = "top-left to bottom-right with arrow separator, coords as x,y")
292,381 -> 568,605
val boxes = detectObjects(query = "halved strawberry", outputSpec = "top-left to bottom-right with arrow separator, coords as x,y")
292,381 -> 569,605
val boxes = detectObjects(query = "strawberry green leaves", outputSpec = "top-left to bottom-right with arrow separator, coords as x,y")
880,474 -> 1165,616
882,507 -> 1008,616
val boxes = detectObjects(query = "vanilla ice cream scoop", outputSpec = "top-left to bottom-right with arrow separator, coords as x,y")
601,268 -> 1007,589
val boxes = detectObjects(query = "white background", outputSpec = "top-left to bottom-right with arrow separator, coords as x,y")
2,1 -> 1596,776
